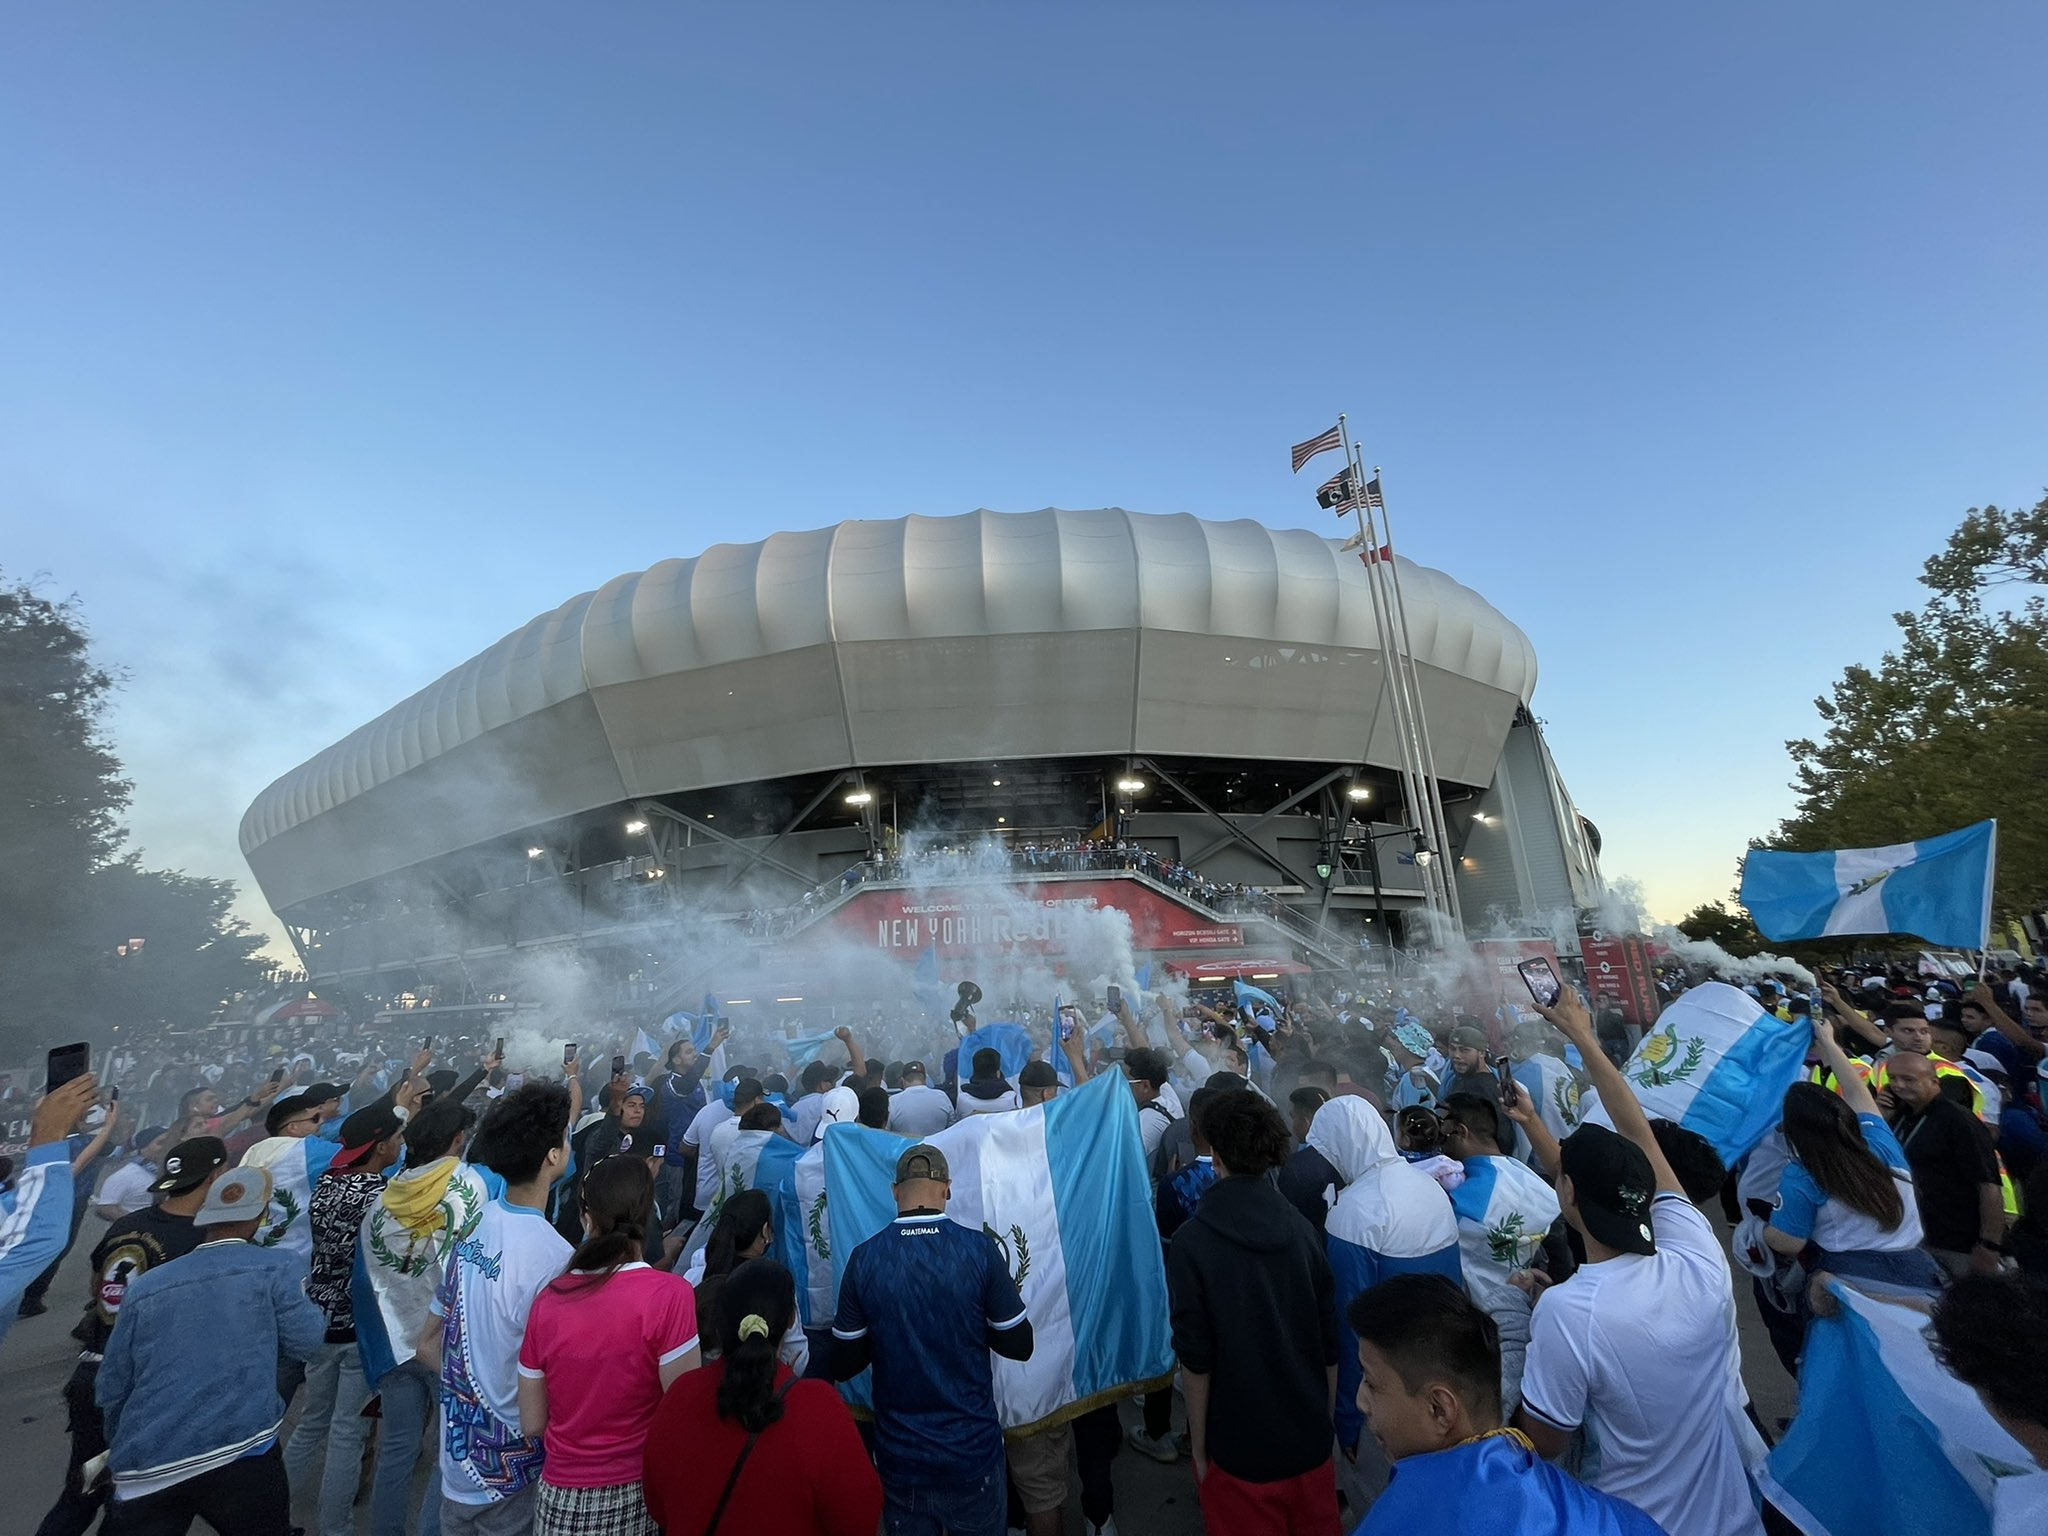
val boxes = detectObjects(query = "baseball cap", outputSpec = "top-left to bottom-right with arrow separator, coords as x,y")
1449,1024 -> 1489,1050
901,1060 -> 927,1078
329,1103 -> 404,1170
622,1081 -> 653,1104
425,1069 -> 460,1097
264,1093 -> 314,1136
1392,1023 -> 1434,1058
300,1082 -> 346,1107
894,1144 -> 950,1184
1559,1124 -> 1657,1256
194,1164 -> 274,1227
1018,1060 -> 1060,1090
148,1136 -> 229,1194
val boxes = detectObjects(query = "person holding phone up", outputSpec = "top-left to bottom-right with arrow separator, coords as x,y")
1,1073 -> 100,1348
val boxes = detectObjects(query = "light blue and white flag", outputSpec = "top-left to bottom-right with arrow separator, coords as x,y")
1741,820 -> 1998,950
239,1134 -> 340,1269
772,1143 -> 834,1328
1049,999 -> 1075,1088
631,1026 -> 662,1063
1446,1155 -> 1560,1315
783,1031 -> 840,1071
820,1069 -> 1173,1432
1761,1278 -> 2048,1535
1579,982 -> 1809,1164
958,1022 -> 1037,1081
1233,978 -> 1281,1014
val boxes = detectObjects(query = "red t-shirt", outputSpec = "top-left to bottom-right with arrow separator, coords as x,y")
642,1362 -> 881,1536
516,1264 -> 699,1487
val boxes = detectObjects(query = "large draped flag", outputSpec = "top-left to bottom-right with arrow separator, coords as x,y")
1740,820 -> 1998,950
774,1143 -> 834,1328
958,1022 -> 1037,1080
354,1158 -> 491,1387
239,1134 -> 340,1268
1761,1279 -> 2048,1534
678,1124 -> 809,1276
1578,982 -> 1809,1163
819,1069 -> 1174,1432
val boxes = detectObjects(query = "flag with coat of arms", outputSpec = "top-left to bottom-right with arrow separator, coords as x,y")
819,1068 -> 1173,1431
238,1134 -> 340,1267
1578,981 -> 1811,1163
1740,820 -> 1997,950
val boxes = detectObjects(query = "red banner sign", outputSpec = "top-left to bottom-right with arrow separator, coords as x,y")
815,879 -> 1244,959
1582,933 -> 1663,1027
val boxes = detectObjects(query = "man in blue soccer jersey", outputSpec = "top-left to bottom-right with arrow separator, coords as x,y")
828,1143 -> 1034,1536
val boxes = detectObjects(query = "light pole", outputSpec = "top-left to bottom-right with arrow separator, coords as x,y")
1356,825 -> 1432,968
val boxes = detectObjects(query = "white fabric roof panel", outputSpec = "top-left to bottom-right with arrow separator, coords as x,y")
241,509 -> 1540,909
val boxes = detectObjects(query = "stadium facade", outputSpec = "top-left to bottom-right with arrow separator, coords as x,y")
240,510 -> 1602,1017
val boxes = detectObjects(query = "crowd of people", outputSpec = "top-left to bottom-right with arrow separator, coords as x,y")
3,951 -> 2046,1536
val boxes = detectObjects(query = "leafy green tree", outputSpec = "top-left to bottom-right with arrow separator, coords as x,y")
1676,901 -> 1765,958
1,571 -> 267,1057
1768,493 -> 2048,919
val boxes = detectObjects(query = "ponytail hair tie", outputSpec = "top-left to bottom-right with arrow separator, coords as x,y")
737,1313 -> 771,1343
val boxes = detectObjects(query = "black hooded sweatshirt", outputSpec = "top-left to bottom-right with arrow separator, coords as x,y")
1166,1173 -> 1338,1483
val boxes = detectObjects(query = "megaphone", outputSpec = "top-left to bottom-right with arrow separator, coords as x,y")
950,980 -> 983,1026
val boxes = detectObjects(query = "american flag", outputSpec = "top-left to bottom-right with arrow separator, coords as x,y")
1362,475 -> 1386,511
1316,467 -> 1358,511
1291,425 -> 1342,473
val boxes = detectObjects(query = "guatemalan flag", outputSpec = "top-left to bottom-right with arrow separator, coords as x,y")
773,1142 -> 835,1329
819,1068 -> 1173,1431
958,1022 -> 1037,1080
239,1135 -> 340,1269
1761,1278 -> 2048,1534
1579,982 -> 1810,1164
1741,820 -> 1998,950
677,1125 -> 809,1276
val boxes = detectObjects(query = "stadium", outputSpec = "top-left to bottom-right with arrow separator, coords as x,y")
238,509 -> 1603,1021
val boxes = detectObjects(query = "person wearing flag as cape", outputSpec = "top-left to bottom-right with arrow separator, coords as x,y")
1346,1273 -> 1667,1535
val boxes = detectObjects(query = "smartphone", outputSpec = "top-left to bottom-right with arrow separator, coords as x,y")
108,1086 -> 120,1103
1058,1009 -> 1075,1042
611,1054 -> 626,1078
651,1143 -> 667,1160
1517,958 -> 1562,1008
494,1036 -> 505,1058
270,1066 -> 286,1085
505,1071 -> 526,1091
1492,1054 -> 1519,1107
1106,983 -> 1122,1012
422,1036 -> 434,1053
563,1043 -> 578,1068
46,1042 -> 90,1093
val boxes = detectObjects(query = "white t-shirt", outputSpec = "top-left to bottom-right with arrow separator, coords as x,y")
957,1084 -> 1020,1116
784,1091 -> 829,1148
1521,1193 -> 1762,1536
1138,1083 -> 1183,1164
680,1099 -> 735,1209
432,1196 -> 573,1504
887,1084 -> 955,1138
97,1159 -> 159,1217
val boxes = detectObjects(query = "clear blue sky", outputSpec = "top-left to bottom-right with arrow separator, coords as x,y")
5,4 -> 2043,950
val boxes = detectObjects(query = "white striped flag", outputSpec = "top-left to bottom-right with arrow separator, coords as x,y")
1291,425 -> 1342,472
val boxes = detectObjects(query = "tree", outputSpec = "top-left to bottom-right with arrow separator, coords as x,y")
1676,901 -> 1764,958
1766,493 -> 2048,920
1,571 -> 268,1057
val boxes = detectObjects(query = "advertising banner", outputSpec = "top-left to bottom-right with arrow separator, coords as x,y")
818,879 -> 1243,959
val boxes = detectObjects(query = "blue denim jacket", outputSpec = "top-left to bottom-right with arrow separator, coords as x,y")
96,1237 -> 327,1493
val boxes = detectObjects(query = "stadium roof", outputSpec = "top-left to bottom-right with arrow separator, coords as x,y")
241,509 -> 1539,910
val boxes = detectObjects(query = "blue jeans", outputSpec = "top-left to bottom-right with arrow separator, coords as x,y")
285,1340 -> 377,1536
369,1359 -> 443,1536
882,1461 -> 1005,1536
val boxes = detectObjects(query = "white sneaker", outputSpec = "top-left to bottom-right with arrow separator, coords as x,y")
1126,1429 -> 1181,1464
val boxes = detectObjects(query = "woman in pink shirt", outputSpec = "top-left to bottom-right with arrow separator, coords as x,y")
518,1156 -> 701,1536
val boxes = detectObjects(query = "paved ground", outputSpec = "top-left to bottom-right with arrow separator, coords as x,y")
2,1213 -> 1799,1536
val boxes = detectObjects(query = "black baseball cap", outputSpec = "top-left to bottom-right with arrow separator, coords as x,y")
1018,1060 -> 1060,1090
148,1136 -> 229,1194
265,1093 -> 314,1135
1559,1124 -> 1657,1256
301,1082 -> 346,1108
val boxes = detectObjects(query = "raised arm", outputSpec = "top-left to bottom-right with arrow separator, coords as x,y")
1970,982 -> 2045,1064
1812,1021 -> 1880,1117
1820,979 -> 1888,1053
1536,989 -> 1685,1197
834,1026 -> 867,1081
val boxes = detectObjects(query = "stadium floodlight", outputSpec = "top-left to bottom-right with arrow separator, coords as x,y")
1347,785 -> 1372,801
625,819 -> 648,834
1116,777 -> 1146,794
526,846 -> 545,859
845,790 -> 874,806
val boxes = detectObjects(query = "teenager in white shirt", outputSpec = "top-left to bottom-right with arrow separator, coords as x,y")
1514,990 -> 1762,1536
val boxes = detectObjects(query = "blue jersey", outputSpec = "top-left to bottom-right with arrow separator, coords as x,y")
1358,1433 -> 1668,1535
831,1214 -> 1027,1484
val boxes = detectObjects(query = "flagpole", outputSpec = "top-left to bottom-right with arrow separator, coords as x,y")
1337,415 -> 1444,927
1372,465 -> 1462,927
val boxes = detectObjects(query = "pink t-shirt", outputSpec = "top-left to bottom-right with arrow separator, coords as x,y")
517,1263 -> 700,1487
